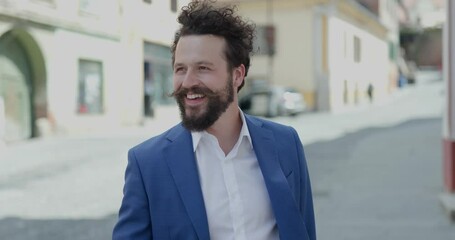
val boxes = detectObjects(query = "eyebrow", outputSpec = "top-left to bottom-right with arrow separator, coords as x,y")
174,61 -> 215,68
196,61 -> 214,66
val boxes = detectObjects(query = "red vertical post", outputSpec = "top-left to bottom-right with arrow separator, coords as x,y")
443,0 -> 455,192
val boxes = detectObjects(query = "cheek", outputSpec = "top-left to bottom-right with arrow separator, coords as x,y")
173,76 -> 182,90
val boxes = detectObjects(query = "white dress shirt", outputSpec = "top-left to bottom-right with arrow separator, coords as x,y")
191,111 -> 279,240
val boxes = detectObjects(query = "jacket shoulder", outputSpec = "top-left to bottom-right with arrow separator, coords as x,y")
246,114 -> 295,134
245,114 -> 303,151
129,123 -> 187,159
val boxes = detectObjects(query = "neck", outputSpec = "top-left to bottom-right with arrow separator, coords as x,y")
206,104 -> 242,155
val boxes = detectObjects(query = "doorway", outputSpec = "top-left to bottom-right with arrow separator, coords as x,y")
0,29 -> 46,142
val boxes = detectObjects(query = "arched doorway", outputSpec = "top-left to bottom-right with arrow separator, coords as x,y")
0,29 -> 47,142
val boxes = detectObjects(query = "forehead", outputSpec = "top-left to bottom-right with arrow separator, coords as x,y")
174,35 -> 227,65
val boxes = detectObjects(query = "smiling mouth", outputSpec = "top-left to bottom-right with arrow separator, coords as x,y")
187,94 -> 205,100
184,93 -> 207,107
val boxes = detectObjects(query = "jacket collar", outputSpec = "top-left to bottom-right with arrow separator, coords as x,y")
164,123 -> 210,240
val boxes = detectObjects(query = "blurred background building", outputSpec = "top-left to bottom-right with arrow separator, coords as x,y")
220,0 -> 444,112
220,0 -> 400,112
0,0 -> 190,142
0,0 -> 445,143
398,0 -> 444,69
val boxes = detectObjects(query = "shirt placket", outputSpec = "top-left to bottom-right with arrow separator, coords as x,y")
206,132 -> 250,240
221,154 -> 247,240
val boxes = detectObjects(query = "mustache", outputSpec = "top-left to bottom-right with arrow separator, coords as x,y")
169,86 -> 218,98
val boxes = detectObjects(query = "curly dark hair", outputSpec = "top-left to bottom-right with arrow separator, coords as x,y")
171,0 -> 255,91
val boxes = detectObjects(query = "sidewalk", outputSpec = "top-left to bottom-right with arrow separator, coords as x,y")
276,77 -> 443,145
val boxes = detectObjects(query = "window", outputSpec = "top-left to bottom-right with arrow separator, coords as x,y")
77,60 -> 103,114
143,42 -> 174,105
171,0 -> 177,12
253,25 -> 276,56
353,36 -> 361,63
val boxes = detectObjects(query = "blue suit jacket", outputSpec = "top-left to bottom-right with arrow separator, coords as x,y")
113,115 -> 316,240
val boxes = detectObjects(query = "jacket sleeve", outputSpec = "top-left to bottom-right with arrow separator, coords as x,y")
112,149 -> 152,240
291,128 -> 316,240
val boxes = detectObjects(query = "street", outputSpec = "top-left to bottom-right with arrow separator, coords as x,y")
308,117 -> 453,239
1,72 -> 453,239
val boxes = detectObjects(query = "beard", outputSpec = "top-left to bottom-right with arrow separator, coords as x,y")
172,77 -> 234,131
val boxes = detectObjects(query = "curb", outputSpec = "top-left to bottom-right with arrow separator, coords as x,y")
439,192 -> 455,221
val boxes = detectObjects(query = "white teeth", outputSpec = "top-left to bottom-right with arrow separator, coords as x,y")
187,94 -> 204,99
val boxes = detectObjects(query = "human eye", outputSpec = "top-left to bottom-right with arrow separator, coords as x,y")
174,66 -> 185,74
198,65 -> 210,71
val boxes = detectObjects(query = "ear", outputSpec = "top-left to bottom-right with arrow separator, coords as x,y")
232,64 -> 246,90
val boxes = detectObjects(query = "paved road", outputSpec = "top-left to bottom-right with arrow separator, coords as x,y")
307,117 -> 455,239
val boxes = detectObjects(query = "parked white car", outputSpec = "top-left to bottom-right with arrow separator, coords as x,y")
239,85 -> 307,117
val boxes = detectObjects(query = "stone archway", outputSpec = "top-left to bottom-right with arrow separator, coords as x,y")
0,29 -> 47,142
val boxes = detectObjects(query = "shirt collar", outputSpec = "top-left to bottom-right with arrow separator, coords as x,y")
191,110 -> 252,152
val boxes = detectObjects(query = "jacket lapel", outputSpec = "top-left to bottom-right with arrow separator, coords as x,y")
164,124 -> 210,240
246,116 -> 310,240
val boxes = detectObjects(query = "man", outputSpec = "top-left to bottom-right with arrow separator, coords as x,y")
113,1 -> 316,239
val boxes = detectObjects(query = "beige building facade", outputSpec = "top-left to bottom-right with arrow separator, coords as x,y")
0,0 -> 189,142
221,0 -> 393,112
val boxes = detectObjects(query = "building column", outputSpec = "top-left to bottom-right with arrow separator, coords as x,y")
440,0 -> 455,221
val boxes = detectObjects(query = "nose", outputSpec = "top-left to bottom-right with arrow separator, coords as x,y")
181,69 -> 199,89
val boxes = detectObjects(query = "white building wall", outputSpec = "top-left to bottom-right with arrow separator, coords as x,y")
0,0 -> 189,135
328,16 -> 388,111
47,30 -> 131,133
135,0 -> 189,45
0,22 -> 14,37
